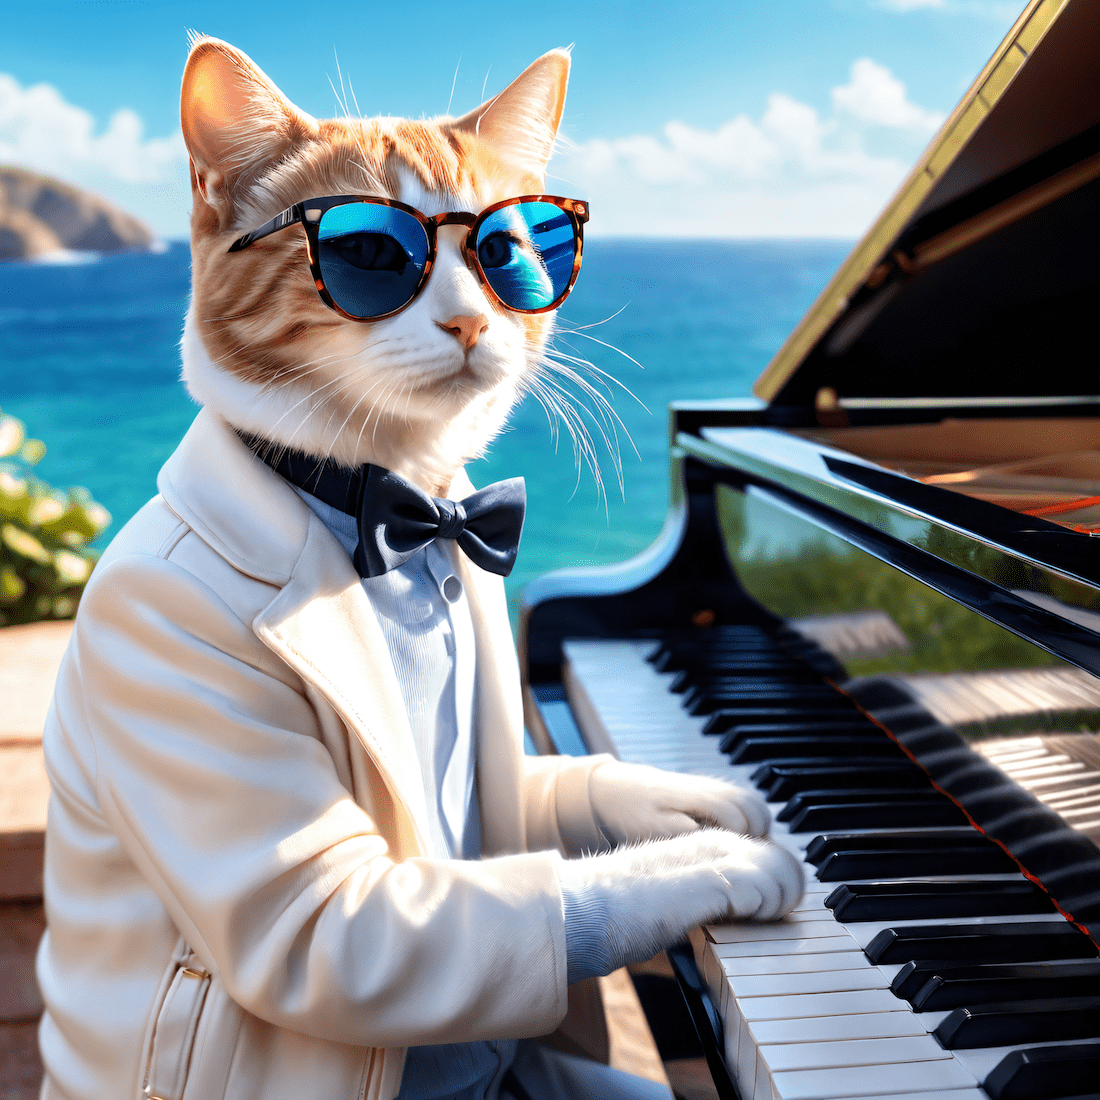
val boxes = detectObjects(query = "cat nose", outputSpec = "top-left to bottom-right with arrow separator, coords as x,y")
437,313 -> 489,350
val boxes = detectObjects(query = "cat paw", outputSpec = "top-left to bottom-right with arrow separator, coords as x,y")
707,833 -> 805,922
557,828 -> 805,978
588,760 -> 771,844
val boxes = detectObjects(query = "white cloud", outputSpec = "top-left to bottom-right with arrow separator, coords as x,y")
832,58 -> 944,131
550,59 -> 942,238
0,73 -> 190,238
0,58 -> 950,242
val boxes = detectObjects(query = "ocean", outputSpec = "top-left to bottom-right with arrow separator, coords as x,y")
0,238 -> 850,609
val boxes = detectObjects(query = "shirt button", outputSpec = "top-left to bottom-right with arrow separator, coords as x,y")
441,575 -> 463,603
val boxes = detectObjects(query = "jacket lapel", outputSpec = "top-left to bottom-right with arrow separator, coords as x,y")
157,410 -> 432,856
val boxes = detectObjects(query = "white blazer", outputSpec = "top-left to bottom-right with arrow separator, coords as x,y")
38,409 -> 609,1100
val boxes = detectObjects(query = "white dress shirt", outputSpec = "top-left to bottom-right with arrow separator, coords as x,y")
294,488 -> 521,1099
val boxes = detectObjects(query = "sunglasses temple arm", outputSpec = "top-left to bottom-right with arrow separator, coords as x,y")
227,205 -> 303,253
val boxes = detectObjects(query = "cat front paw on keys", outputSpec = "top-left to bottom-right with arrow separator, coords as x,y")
588,759 -> 772,845
558,828 -> 806,979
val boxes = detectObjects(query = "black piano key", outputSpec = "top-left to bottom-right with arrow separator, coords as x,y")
824,880 -> 1055,922
670,669 -> 816,694
752,759 -> 915,789
908,960 -> 1100,1011
776,789 -> 949,824
866,921 -> 1098,964
935,997 -> 1100,1050
893,960 -> 970,1000
649,637 -> 787,672
816,846 -> 1018,880
668,664 -> 818,682
704,707 -> 861,735
894,954 -> 1100,1001
687,686 -> 850,716
804,830 -> 999,864
704,705 -> 860,735
728,737 -> 908,764
788,798 -> 969,832
984,1042 -> 1100,1100
720,721 -> 883,755
763,763 -> 931,801
670,660 -> 809,678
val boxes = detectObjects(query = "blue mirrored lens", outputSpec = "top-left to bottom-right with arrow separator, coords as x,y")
475,202 -> 577,310
317,204 -> 428,317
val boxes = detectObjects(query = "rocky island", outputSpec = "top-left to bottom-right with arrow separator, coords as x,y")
0,166 -> 156,261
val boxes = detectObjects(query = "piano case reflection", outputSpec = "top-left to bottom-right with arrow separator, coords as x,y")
521,3 -> 1100,1099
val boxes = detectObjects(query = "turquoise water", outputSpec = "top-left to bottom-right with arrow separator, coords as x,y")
0,238 -> 849,605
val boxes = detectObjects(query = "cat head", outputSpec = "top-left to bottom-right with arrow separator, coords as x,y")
180,36 -> 571,494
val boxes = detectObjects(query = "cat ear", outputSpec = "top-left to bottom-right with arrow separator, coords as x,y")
181,35 -> 317,224
452,48 -> 570,177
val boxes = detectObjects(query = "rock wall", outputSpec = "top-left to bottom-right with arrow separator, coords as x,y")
0,166 -> 155,262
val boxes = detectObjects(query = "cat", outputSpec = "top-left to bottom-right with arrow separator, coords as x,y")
36,36 -> 803,1100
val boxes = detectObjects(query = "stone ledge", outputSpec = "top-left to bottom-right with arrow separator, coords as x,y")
0,621 -> 70,901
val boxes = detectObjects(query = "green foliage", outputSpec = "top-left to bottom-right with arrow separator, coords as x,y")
718,485 -> 1058,678
738,548 -> 1058,677
0,407 -> 110,626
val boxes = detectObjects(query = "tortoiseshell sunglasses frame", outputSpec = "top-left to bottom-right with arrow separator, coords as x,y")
228,194 -> 589,323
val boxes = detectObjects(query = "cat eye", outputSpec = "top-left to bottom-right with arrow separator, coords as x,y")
228,195 -> 589,322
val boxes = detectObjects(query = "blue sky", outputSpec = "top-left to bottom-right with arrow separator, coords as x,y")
1,0 -> 1027,239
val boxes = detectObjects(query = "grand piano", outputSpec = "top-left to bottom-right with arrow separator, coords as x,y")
521,2 -> 1100,1097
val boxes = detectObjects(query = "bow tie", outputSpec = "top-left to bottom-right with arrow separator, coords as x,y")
241,435 -> 525,579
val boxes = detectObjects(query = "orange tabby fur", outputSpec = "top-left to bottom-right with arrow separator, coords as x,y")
181,37 -> 569,496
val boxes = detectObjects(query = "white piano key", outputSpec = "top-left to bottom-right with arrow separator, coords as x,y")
707,919 -> 843,942
762,1033 -> 952,1072
772,905 -> 845,924
737,1014 -> 758,1100
709,935 -> 858,959
746,1010 -> 927,1045
717,950 -> 870,976
753,1051 -> 775,1100
736,987 -> 904,1021
769,1057 -> 977,1099
732,967 -> 888,997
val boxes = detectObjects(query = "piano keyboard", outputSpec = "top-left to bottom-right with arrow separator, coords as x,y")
560,633 -> 1100,1100
977,735 -> 1100,843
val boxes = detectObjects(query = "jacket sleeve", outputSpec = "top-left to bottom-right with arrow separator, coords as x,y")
521,753 -> 613,856
66,551 -> 569,1048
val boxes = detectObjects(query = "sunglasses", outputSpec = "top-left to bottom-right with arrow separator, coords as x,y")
228,194 -> 589,322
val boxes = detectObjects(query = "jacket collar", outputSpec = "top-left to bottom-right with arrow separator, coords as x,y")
157,408 -> 308,587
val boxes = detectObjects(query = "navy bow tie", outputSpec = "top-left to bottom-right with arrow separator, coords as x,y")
241,436 -> 525,579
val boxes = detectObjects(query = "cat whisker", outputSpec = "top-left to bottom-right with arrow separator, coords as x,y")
546,345 -> 648,415
330,49 -> 353,121
555,303 -> 631,334
317,368 -> 399,455
254,353 -> 356,396
546,374 -> 623,491
447,55 -> 462,117
525,370 -> 616,503
533,341 -> 643,488
347,74 -> 364,121
555,326 -> 647,376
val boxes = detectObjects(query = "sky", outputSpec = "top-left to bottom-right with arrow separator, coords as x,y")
0,0 -> 1029,240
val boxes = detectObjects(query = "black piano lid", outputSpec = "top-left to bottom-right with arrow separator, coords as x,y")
751,0 -> 1100,423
